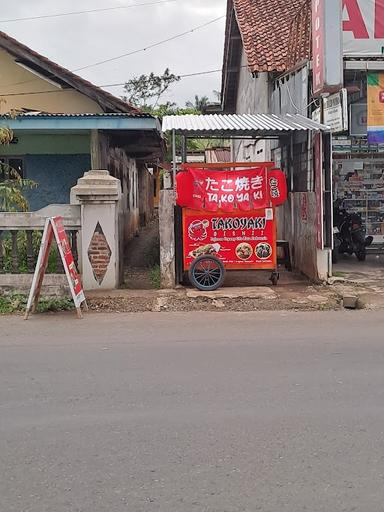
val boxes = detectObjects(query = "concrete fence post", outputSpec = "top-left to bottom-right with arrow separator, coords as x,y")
70,170 -> 122,291
159,189 -> 176,289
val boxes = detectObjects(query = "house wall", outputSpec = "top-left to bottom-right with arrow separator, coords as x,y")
233,50 -> 270,162
0,49 -> 102,114
0,132 -> 92,210
107,146 -> 140,244
138,165 -> 154,227
24,154 -> 91,210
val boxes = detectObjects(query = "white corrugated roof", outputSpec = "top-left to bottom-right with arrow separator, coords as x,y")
162,113 -> 330,134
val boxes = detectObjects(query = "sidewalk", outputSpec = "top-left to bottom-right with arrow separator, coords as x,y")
85,262 -> 384,313
86,270 -> 339,313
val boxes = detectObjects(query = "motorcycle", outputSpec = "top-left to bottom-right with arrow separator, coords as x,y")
333,200 -> 373,263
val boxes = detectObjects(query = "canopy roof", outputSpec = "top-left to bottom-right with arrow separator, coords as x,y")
162,113 -> 330,137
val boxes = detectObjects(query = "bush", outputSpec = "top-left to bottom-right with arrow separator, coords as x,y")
1,231 -> 59,273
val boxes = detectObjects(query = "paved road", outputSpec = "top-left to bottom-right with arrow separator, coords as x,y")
1,311 -> 384,512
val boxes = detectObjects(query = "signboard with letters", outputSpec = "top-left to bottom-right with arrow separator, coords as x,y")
312,0 -> 343,95
25,216 -> 87,319
323,89 -> 348,133
176,166 -> 287,212
343,0 -> 384,56
182,209 -> 277,271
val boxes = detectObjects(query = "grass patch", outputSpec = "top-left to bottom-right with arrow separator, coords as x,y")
0,294 -> 74,314
332,271 -> 346,278
149,265 -> 161,289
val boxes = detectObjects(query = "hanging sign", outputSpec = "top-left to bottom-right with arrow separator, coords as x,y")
25,216 -> 87,320
176,167 -> 287,212
182,208 -> 277,271
323,89 -> 348,133
367,72 -> 384,143
312,0 -> 343,96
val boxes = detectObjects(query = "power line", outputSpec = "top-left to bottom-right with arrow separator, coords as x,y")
0,14 -> 226,92
0,0 -> 177,24
73,15 -> 226,72
0,65 -> 249,98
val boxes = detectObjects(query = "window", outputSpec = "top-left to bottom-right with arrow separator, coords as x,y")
0,157 -> 24,181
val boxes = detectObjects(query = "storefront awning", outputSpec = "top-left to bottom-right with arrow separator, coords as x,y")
162,113 -> 330,137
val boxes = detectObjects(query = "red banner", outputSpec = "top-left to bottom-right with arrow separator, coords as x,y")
183,208 -> 277,270
177,167 -> 287,212
51,217 -> 84,300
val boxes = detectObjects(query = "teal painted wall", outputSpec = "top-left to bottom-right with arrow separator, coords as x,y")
25,154 -> 91,210
0,134 -> 90,156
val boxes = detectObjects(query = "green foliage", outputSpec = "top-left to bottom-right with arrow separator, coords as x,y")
185,95 -> 210,111
0,160 -> 37,213
149,265 -> 161,289
123,68 -> 180,109
0,294 -> 74,314
1,231 -> 59,273
0,127 -> 13,145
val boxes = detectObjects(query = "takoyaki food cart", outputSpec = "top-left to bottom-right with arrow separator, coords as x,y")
176,162 -> 288,291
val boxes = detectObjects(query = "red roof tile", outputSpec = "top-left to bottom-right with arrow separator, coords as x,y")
233,0 -> 310,72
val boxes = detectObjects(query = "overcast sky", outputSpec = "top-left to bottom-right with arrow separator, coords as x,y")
1,0 -> 227,107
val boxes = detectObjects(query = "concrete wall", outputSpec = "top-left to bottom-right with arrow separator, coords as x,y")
24,154 -> 91,210
233,50 -> 270,162
107,146 -> 140,243
278,192 -> 329,282
138,165 -> 154,226
0,49 -> 102,114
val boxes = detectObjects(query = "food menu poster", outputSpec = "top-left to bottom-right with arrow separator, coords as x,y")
182,208 -> 277,270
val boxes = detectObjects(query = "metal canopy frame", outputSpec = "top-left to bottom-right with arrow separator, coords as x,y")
162,113 -> 333,284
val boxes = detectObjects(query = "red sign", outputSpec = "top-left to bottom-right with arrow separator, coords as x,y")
25,216 -> 86,319
182,208 -> 277,271
51,217 -> 85,301
312,0 -> 325,95
343,0 -> 384,55
177,167 -> 287,212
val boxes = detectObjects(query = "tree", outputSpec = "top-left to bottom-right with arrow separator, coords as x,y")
185,95 -> 210,112
122,68 -> 180,110
0,127 -> 37,212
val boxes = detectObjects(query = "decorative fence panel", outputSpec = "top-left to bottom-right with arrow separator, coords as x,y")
0,204 -> 81,275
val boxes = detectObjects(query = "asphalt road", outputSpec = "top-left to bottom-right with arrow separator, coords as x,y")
1,311 -> 384,512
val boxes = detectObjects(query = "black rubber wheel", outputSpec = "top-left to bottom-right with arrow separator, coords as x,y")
188,255 -> 226,291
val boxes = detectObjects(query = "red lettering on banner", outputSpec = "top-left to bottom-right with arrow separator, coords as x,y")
375,0 -> 384,38
342,0 -> 369,39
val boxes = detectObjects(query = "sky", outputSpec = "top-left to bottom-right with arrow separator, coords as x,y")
0,0 -> 227,107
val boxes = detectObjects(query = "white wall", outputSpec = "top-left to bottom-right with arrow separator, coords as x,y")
233,50 -> 271,163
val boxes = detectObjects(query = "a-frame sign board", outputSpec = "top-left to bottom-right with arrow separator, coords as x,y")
25,216 -> 88,320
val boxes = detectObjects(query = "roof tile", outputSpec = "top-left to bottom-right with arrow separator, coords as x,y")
233,0 -> 310,72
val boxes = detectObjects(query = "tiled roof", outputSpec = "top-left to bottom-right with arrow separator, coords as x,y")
233,0 -> 310,72
0,31 -> 141,115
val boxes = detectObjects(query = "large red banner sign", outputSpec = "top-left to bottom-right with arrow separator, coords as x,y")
176,167 -> 287,212
183,208 -> 277,271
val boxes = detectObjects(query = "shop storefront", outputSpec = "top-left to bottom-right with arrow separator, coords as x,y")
332,69 -> 384,251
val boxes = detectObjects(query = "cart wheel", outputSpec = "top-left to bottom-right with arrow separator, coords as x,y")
188,255 -> 226,291
270,272 -> 279,286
